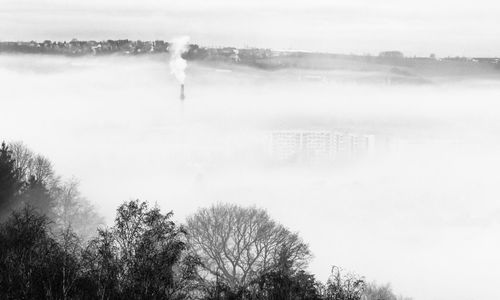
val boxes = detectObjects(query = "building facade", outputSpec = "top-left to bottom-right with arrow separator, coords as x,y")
270,130 -> 375,162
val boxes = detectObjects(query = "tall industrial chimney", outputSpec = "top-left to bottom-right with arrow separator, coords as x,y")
180,84 -> 185,100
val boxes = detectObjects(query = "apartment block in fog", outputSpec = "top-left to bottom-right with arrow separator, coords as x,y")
270,130 -> 375,162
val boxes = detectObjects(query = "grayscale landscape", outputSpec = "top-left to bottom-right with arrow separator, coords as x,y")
1,1 -> 499,300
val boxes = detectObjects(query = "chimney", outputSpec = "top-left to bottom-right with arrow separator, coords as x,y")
180,84 -> 185,100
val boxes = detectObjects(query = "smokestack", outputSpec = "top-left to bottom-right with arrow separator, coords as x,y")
169,36 -> 190,100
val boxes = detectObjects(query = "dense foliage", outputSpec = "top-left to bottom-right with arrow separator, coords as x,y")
0,141 -> 411,300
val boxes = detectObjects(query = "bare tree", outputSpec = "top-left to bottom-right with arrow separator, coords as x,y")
322,266 -> 366,300
9,141 -> 34,181
9,142 -> 103,239
186,203 -> 310,290
9,142 -> 55,185
52,178 -> 104,241
30,154 -> 55,184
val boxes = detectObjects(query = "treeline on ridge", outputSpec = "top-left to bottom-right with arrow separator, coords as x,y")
3,40 -> 500,77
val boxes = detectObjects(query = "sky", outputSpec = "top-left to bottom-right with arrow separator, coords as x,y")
2,0 -> 500,57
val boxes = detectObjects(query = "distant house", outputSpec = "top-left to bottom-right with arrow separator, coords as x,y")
239,48 -> 272,60
379,51 -> 404,58
473,57 -> 500,64
153,40 -> 168,52
220,47 -> 240,61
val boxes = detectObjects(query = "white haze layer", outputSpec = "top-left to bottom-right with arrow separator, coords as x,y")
1,54 -> 500,300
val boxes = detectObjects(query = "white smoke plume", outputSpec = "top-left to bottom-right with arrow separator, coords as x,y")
169,36 -> 190,84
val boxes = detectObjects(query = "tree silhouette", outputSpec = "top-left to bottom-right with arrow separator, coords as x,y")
253,249 -> 321,300
52,178 -> 104,241
0,142 -> 23,216
187,203 -> 311,292
0,141 -> 413,300
9,142 -> 103,239
20,175 -> 56,219
81,199 -> 200,299
322,266 -> 366,300
0,207 -> 81,299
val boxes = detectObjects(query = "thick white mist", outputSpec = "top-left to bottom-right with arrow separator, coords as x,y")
1,54 -> 500,300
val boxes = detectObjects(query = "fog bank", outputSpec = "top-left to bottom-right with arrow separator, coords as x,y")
1,54 -> 500,300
